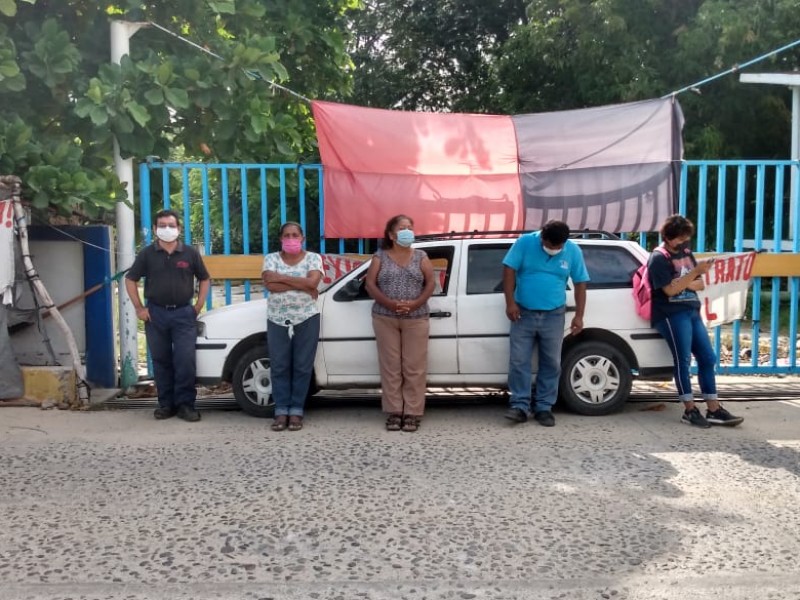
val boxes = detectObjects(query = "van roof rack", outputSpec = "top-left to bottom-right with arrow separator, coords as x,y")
415,229 -> 620,241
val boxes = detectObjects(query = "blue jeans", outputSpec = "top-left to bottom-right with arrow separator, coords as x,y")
508,306 -> 566,414
653,309 -> 717,403
145,304 -> 198,410
267,314 -> 320,417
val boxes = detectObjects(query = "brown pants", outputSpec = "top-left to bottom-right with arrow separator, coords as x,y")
372,314 -> 429,417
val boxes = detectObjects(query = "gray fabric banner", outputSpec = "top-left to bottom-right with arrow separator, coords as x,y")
513,98 -> 684,233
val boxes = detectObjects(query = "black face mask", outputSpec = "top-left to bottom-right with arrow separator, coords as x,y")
673,241 -> 690,254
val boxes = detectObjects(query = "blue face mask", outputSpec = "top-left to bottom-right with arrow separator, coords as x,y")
396,228 -> 415,247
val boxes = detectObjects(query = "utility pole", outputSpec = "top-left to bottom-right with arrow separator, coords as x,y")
111,20 -> 147,389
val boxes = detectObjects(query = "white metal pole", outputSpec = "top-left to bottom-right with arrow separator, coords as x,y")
111,21 -> 145,389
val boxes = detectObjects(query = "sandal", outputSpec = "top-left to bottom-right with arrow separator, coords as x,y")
385,414 -> 402,431
271,416 -> 288,432
288,416 -> 304,431
402,415 -> 420,432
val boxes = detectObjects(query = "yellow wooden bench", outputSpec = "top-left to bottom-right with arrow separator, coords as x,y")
203,252 -> 800,281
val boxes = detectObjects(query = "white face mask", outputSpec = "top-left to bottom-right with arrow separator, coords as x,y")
155,226 -> 180,243
543,244 -> 561,256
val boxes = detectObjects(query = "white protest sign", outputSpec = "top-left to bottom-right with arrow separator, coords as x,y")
697,252 -> 757,327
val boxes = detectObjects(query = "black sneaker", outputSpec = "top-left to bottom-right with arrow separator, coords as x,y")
176,405 -> 201,422
533,411 -> 555,427
504,407 -> 528,423
706,407 -> 744,427
153,407 -> 177,420
681,407 -> 711,428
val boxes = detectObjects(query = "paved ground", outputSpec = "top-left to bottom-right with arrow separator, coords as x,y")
1,395 -> 799,600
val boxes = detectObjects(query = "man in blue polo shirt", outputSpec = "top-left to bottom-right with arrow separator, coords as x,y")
502,220 -> 590,427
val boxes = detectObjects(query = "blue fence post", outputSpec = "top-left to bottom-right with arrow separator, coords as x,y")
298,165 -> 307,239
750,165 -> 766,368
161,167 -> 171,210
696,165 -> 708,250
139,163 -> 152,243
679,162 -> 688,215
181,166 -> 191,244
279,168 -> 287,225
240,166 -> 251,301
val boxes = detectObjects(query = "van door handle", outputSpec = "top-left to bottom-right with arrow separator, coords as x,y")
430,311 -> 452,318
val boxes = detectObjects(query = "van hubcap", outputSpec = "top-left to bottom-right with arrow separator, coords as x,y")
569,355 -> 621,404
241,358 -> 273,407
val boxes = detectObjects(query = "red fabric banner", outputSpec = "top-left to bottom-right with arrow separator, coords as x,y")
312,101 -> 522,238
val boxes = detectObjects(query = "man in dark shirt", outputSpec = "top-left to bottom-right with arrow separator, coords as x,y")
125,210 -> 210,422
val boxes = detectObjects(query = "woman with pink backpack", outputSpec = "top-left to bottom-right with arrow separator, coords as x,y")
647,214 -> 744,429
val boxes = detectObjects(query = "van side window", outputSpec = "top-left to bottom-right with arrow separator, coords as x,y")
423,246 -> 455,296
467,244 -> 512,295
581,246 -> 641,289
333,245 -> 454,302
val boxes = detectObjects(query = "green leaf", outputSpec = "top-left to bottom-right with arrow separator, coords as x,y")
89,106 -> 109,126
112,114 -> 134,134
0,73 -> 25,92
0,0 -> 17,17
164,87 -> 189,109
86,81 -> 103,104
13,125 -> 32,148
271,62 -> 289,81
208,0 -> 236,15
144,88 -> 164,105
126,101 -> 150,128
0,61 -> 20,77
74,98 -> 93,118
241,1 -> 266,18
156,62 -> 173,86
250,114 -> 268,135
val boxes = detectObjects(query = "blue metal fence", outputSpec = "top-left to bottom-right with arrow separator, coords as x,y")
138,159 -> 799,375
679,160 -> 799,374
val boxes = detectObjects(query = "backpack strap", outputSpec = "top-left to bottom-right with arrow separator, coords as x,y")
655,245 -> 671,259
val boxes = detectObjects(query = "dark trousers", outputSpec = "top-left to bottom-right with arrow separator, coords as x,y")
267,314 -> 320,417
145,304 -> 198,409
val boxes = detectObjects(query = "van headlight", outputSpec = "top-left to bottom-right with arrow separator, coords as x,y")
195,321 -> 206,337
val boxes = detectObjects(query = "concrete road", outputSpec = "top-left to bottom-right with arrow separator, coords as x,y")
1,398 -> 799,600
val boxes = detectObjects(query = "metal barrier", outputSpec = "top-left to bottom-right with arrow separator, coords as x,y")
138,159 -> 799,374
680,160 -> 799,373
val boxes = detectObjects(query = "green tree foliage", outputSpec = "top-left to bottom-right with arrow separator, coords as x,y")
497,0 -> 800,159
0,0 -> 357,220
350,0 -> 527,112
349,0 -> 800,160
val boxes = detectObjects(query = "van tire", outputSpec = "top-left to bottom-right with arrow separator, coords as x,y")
232,346 -> 275,418
559,341 -> 632,415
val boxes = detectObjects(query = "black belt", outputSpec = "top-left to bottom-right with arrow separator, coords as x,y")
149,302 -> 190,310
519,305 -> 565,313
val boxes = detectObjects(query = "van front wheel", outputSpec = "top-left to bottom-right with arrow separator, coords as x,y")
232,345 -> 275,418
559,341 -> 632,416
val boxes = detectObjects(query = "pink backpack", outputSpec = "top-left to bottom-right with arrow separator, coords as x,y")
632,246 -> 670,321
